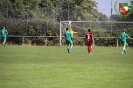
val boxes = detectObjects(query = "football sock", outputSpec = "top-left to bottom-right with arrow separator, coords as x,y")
90,48 -> 92,53
69,47 -> 72,52
89,48 -> 92,53
67,48 -> 69,53
124,50 -> 126,54
88,48 -> 90,53
122,49 -> 124,53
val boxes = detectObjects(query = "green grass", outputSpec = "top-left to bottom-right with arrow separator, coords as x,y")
0,45 -> 133,88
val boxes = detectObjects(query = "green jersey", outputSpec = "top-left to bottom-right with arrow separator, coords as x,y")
120,32 -> 128,42
0,29 -> 7,37
64,30 -> 72,41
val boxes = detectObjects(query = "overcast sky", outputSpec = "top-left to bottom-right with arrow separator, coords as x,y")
94,0 -> 132,17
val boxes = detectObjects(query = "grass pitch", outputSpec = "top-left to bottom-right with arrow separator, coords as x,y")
0,45 -> 133,88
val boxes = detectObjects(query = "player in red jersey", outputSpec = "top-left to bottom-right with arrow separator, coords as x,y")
85,29 -> 94,54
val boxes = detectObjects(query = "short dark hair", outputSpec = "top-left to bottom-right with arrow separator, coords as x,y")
2,26 -> 5,29
122,29 -> 126,32
88,29 -> 91,32
66,28 -> 68,30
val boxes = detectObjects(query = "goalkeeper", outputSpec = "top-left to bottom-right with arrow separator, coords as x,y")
68,22 -> 78,40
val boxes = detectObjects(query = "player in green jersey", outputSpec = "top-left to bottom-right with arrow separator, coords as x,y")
0,27 -> 8,46
64,28 -> 73,53
120,29 -> 131,54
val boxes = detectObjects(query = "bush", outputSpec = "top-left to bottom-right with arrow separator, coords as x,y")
24,38 -> 31,45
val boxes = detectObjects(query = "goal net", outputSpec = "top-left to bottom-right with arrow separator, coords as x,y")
60,21 -> 112,46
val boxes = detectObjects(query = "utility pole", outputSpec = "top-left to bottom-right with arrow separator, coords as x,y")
26,0 -> 29,35
111,0 -> 112,36
46,0 -> 49,46
68,0 -> 69,21
6,2 -> 9,30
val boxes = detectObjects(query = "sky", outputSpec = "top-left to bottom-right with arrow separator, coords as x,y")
94,0 -> 132,17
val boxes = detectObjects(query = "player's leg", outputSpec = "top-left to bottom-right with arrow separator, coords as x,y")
121,41 -> 124,54
88,42 -> 93,54
121,41 -> 126,54
2,37 -> 4,46
86,42 -> 90,54
87,44 -> 89,53
122,45 -> 126,54
3,37 -> 6,46
66,40 -> 70,53
123,42 -> 127,54
67,44 -> 70,53
71,37 -> 73,41
89,46 -> 93,54
69,40 -> 73,53
85,41 -> 90,54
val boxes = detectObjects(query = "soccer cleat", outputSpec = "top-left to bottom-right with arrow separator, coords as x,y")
88,52 -> 92,54
121,52 -> 124,54
67,49 -> 69,53
4,43 -> 6,46
124,50 -> 127,54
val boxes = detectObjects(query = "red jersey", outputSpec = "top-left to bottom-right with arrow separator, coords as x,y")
85,32 -> 94,45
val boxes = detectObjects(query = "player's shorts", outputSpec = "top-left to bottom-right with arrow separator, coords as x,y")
71,37 -> 73,40
66,39 -> 73,45
2,37 -> 6,42
86,41 -> 93,46
121,41 -> 126,46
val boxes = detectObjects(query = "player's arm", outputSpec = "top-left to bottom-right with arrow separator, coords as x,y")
92,34 -> 95,46
93,39 -> 95,46
93,38 -> 95,44
69,25 -> 73,31
127,34 -> 131,39
69,22 -> 78,34
129,37 -> 131,39
85,34 -> 87,45
128,36 -> 131,39
5,30 -> 8,35
73,31 -> 78,34
120,34 -> 121,39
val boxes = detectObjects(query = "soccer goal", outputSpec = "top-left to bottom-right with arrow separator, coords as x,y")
60,21 -> 112,46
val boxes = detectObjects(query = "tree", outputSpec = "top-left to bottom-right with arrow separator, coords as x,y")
61,0 -> 97,21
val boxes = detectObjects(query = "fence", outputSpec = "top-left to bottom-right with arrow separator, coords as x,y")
5,35 -> 59,46
2,35 -> 132,47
